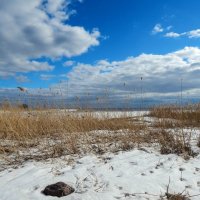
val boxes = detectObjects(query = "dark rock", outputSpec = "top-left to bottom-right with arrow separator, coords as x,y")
42,182 -> 74,197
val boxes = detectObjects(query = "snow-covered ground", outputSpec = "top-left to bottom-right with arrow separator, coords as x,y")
0,149 -> 200,200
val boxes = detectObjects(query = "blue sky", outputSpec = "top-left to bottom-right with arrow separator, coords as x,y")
1,0 -> 200,106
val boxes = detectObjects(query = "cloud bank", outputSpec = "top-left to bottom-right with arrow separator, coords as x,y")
50,47 -> 200,102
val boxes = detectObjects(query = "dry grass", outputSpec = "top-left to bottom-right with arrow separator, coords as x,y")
149,105 -> 200,157
0,109 -> 147,168
156,130 -> 195,158
150,104 -> 200,128
0,110 -> 143,140
160,177 -> 191,200
0,103 -> 199,169
166,194 -> 190,200
165,193 -> 190,200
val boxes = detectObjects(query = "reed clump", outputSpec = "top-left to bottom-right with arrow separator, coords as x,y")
0,110 -> 143,140
150,104 -> 200,128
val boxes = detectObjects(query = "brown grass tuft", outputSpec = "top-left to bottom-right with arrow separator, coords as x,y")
165,193 -> 190,200
150,104 -> 200,128
0,109 -> 147,167
157,130 -> 195,157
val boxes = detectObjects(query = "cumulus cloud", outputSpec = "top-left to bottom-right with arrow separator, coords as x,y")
188,29 -> 200,38
0,0 -> 100,77
152,24 -> 163,34
164,32 -> 182,38
51,47 -> 200,102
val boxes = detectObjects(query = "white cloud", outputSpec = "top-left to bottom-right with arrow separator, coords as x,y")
152,24 -> 163,34
164,32 -> 181,38
165,28 -> 200,39
0,0 -> 100,77
188,29 -> 200,38
63,60 -> 75,67
42,0 -> 74,21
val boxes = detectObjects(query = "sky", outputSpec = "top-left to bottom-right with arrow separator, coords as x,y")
1,0 -> 200,107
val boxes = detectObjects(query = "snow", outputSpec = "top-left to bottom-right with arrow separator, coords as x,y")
41,110 -> 148,119
0,149 -> 200,200
79,111 -> 148,119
